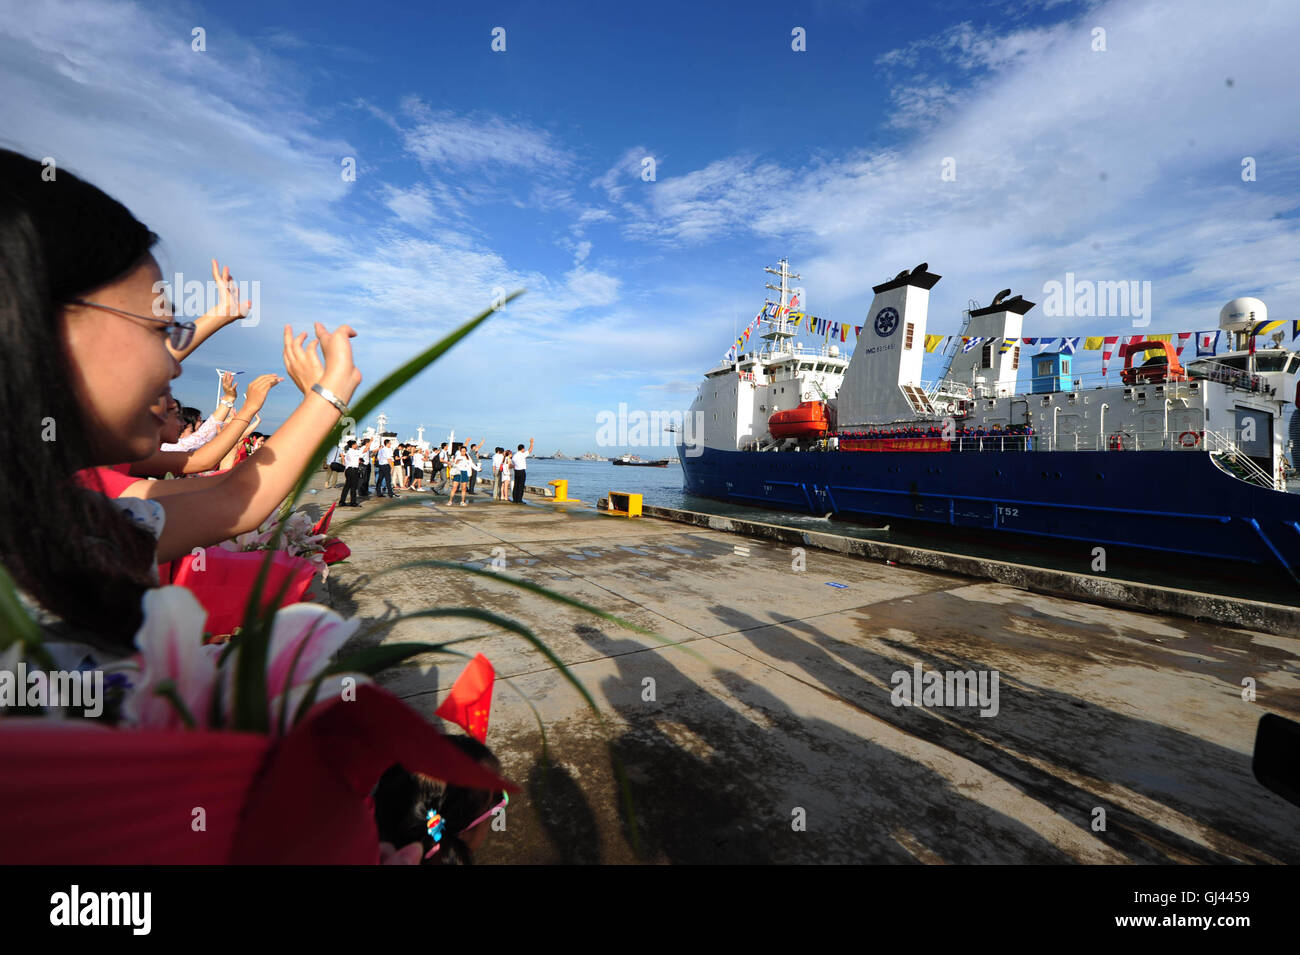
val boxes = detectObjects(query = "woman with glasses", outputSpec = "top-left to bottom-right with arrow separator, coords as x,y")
0,148 -> 363,648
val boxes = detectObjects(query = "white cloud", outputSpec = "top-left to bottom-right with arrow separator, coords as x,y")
380,182 -> 435,225
565,266 -> 620,307
399,99 -> 571,173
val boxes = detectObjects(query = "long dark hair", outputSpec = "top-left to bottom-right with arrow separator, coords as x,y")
0,148 -> 162,645
372,736 -> 501,865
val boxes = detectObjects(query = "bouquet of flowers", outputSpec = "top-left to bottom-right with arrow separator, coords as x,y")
220,507 -> 330,577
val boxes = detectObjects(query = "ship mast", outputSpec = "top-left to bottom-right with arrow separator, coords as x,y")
761,257 -> 800,347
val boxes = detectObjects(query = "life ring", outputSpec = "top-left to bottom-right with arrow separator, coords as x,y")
1178,430 -> 1201,448
945,402 -> 956,414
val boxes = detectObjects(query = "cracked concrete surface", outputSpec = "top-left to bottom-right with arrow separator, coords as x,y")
305,474 -> 1300,864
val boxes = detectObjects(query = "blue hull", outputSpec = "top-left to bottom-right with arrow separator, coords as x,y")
677,446 -> 1300,577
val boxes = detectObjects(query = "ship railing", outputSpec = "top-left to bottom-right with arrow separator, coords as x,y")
1185,360 -> 1269,394
1201,428 -> 1278,488
944,427 -> 1264,459
921,378 -> 974,402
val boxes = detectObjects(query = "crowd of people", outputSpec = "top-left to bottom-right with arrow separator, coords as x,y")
836,422 -> 1036,450
0,147 -> 514,864
325,437 -> 536,506
0,147 -> 371,651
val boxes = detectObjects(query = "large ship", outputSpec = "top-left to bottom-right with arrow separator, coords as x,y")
679,259 -> 1300,582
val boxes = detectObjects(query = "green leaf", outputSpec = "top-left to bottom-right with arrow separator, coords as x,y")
0,564 -> 56,670
152,679 -> 197,729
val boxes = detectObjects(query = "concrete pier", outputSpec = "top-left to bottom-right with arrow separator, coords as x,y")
307,475 -> 1300,864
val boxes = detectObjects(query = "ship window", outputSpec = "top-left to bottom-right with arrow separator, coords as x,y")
905,323 -> 915,349
981,343 -> 994,368
1012,346 -> 1020,370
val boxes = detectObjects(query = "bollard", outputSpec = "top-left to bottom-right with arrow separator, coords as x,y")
606,491 -> 642,518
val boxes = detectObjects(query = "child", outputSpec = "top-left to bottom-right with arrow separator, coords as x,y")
372,736 -> 505,865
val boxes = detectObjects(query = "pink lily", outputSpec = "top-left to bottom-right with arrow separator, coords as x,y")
124,587 -> 222,729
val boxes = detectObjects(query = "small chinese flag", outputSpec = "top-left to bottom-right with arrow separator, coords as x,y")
312,502 -> 338,536
435,653 -> 495,743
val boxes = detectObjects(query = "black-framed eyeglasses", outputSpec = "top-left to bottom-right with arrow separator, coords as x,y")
67,298 -> 197,351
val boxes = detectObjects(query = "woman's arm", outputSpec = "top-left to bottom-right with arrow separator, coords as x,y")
126,374 -> 280,477
218,415 -> 261,471
152,323 -> 360,562
206,371 -> 239,426
167,259 -> 251,362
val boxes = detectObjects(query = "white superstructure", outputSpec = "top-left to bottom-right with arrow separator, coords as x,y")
687,259 -> 1299,490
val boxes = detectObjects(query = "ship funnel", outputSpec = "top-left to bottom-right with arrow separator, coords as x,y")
946,290 -> 1035,399
1219,297 -> 1266,332
836,264 -> 942,427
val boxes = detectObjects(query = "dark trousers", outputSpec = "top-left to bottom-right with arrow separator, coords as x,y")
339,467 -> 360,505
359,463 -> 371,496
512,469 -> 526,502
376,464 -> 392,496
468,464 -> 478,494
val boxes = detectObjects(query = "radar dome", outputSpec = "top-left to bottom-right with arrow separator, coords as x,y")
828,345 -> 840,358
1219,297 -> 1266,331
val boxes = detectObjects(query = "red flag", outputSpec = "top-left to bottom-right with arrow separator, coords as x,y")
1101,336 -> 1119,376
435,654 -> 495,743
312,502 -> 338,536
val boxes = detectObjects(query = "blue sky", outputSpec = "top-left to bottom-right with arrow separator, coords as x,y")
3,0 -> 1299,452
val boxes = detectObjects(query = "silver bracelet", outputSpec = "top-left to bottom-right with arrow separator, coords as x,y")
310,383 -> 348,416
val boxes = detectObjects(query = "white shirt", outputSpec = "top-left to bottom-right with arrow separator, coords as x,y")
377,446 -> 392,465
492,452 -> 503,472
160,414 -> 224,452
344,447 -> 363,468
512,450 -> 528,470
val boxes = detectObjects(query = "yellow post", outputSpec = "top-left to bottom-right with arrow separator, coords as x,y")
548,479 -> 580,502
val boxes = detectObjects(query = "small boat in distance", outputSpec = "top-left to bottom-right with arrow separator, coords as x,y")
612,454 -> 670,467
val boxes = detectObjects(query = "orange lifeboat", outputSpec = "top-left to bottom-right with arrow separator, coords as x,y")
768,400 -> 829,439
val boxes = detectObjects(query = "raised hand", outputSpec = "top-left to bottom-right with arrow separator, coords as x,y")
243,373 -> 283,411
220,370 -> 237,400
282,324 -> 325,395
314,323 -> 361,401
209,258 -> 252,323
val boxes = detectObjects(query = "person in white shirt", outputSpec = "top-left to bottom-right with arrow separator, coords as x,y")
375,439 -> 397,498
433,442 -> 450,493
491,447 -> 505,501
445,446 -> 479,506
338,437 -> 372,507
325,440 -> 346,488
410,448 -> 426,491
160,370 -> 239,453
510,438 -> 534,503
